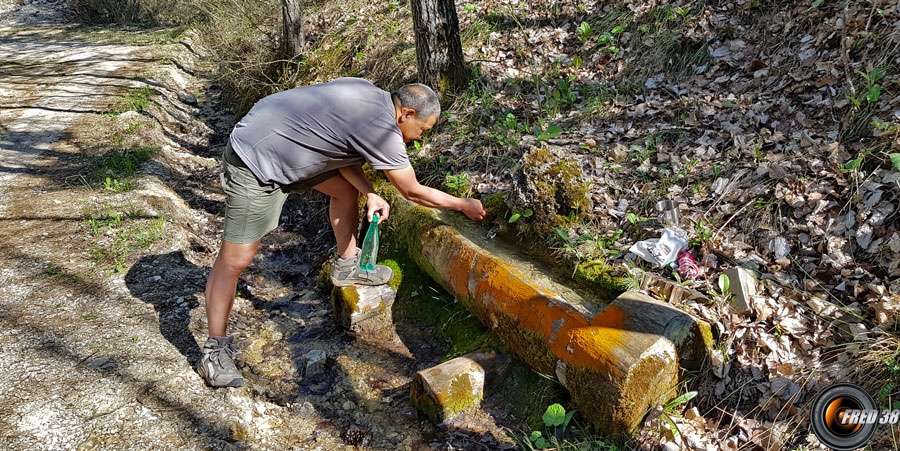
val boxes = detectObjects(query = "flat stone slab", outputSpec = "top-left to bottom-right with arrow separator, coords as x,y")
330,284 -> 395,336
410,349 -> 507,424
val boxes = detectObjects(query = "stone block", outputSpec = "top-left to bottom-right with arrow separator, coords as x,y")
330,284 -> 395,335
724,267 -> 757,314
409,349 -> 507,424
602,291 -> 713,372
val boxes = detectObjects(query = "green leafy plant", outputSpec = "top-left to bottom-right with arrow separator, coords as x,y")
527,403 -> 578,449
443,172 -> 471,197
690,218 -> 713,246
611,23 -> 628,34
104,86 -> 155,116
718,274 -> 730,293
658,391 -> 697,440
536,125 -> 564,141
626,212 -> 638,227
847,68 -> 884,108
554,76 -> 577,106
509,208 -> 533,223
597,32 -> 614,44
576,21 -> 593,44
103,177 -> 135,192
571,55 -> 583,69
890,153 -> 900,171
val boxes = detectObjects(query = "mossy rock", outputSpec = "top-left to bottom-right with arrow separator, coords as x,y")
510,145 -> 593,234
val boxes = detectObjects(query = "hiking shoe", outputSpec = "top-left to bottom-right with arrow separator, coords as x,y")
197,336 -> 244,388
330,253 -> 393,287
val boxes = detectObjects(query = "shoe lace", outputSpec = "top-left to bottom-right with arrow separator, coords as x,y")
209,342 -> 239,369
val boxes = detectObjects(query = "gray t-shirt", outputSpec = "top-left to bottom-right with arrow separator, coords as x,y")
229,77 -> 409,185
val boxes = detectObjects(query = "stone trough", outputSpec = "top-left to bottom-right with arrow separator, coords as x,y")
369,184 -> 714,437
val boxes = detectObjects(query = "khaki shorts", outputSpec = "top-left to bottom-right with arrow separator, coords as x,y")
219,142 -> 338,244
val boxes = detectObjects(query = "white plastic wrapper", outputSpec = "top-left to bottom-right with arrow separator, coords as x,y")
628,227 -> 689,268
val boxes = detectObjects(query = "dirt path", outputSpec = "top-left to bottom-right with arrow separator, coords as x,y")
0,4 -> 518,451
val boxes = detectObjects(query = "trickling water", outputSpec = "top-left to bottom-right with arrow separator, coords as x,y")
435,210 -> 612,317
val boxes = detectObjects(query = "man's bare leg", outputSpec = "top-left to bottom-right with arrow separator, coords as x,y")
205,239 -> 259,338
313,175 -> 359,259
313,174 -> 393,286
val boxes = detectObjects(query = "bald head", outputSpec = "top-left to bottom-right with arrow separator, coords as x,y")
391,83 -> 440,121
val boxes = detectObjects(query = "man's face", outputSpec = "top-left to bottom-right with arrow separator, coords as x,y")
397,109 -> 437,143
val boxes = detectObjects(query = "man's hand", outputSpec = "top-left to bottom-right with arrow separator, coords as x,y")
461,198 -> 487,220
366,192 -> 390,221
384,167 -> 488,221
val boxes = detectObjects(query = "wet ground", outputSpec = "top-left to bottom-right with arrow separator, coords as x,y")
0,3 -> 524,449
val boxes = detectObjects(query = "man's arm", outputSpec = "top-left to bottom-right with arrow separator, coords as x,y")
338,164 -> 390,221
384,166 -> 486,220
337,164 -> 376,195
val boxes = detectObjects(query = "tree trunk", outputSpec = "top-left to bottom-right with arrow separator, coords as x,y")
281,0 -> 304,58
410,0 -> 467,93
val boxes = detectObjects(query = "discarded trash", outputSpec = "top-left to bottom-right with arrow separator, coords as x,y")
629,227 -> 688,267
675,251 -> 700,280
359,213 -> 380,271
656,199 -> 679,227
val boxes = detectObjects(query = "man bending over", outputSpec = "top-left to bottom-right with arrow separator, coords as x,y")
199,78 -> 487,387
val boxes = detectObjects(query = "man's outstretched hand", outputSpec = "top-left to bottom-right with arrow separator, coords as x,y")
366,193 -> 390,221
461,198 -> 487,220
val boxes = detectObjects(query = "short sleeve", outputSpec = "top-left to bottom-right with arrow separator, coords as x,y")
347,116 -> 410,170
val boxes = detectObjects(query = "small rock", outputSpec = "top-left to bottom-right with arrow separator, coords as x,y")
304,350 -> 327,376
662,442 -> 679,451
342,400 -> 355,411
117,110 -> 142,121
769,236 -> 790,259
701,253 -> 718,269
182,94 -> 198,105
610,143 -> 628,162
292,401 -> 315,418
685,434 -> 703,449
149,275 -> 162,282
724,267 -> 757,314
711,177 -> 729,194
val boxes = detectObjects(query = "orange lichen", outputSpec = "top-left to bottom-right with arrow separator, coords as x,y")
561,327 -> 626,375
589,305 -> 626,329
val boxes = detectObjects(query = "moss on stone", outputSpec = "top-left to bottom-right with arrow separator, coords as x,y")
517,146 -> 593,234
482,192 -> 509,218
442,373 -> 481,416
562,347 -> 678,438
409,374 -> 444,423
340,286 -> 359,315
379,258 -> 403,292
491,313 -> 557,374
331,286 -> 359,328
575,261 -> 630,299
316,260 -> 333,292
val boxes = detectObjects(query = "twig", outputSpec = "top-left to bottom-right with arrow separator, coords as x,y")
711,201 -> 750,241
865,0 -> 880,33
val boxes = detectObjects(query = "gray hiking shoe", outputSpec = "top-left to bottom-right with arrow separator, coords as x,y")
330,253 -> 393,287
197,336 -> 244,388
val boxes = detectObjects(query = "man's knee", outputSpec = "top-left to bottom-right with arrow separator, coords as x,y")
217,241 -> 258,273
314,174 -> 358,201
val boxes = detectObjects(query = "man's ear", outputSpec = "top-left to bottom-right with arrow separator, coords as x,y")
400,107 -> 417,122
